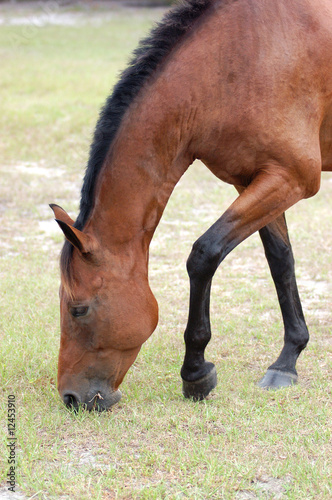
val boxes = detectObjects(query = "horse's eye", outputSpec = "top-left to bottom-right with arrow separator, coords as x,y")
71,306 -> 89,318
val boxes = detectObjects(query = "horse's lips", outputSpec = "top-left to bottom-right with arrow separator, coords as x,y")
85,388 -> 122,411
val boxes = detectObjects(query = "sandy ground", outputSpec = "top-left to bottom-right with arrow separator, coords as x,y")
0,0 -> 167,28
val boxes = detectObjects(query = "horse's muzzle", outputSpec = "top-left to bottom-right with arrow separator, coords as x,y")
61,387 -> 122,412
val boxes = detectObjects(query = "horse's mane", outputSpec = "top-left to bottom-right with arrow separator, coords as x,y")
77,0 -> 214,230
61,0 -> 214,287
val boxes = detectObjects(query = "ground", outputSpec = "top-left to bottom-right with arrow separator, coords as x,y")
0,2 -> 331,499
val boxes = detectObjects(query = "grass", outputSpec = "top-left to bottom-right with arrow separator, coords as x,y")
0,2 -> 331,499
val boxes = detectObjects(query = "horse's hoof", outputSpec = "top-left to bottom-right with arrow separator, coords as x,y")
182,365 -> 217,401
258,369 -> 298,390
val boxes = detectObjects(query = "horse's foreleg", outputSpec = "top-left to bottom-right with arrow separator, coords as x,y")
258,214 -> 309,389
181,277 -> 217,400
181,165 -> 317,400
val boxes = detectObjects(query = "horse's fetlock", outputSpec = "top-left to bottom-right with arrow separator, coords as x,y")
287,326 -> 309,351
297,329 -> 309,350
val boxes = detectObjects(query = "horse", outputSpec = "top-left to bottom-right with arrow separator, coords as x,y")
51,0 -> 332,411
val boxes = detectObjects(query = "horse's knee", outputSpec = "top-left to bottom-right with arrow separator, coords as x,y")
187,237 -> 220,281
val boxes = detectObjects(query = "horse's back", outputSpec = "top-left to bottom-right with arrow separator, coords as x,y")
158,0 -> 332,181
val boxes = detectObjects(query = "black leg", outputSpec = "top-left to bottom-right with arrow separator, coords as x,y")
180,169 -> 307,400
181,256 -> 217,400
258,214 -> 309,388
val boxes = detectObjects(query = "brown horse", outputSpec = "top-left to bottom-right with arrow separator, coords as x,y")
51,0 -> 332,410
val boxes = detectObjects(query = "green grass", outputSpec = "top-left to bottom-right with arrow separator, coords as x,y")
0,2 -> 331,499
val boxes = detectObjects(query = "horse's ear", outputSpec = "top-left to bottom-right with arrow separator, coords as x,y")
55,219 -> 95,255
50,204 -> 95,254
49,204 -> 75,226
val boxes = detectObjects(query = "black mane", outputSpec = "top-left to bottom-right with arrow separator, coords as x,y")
75,0 -> 213,230
61,0 -> 214,287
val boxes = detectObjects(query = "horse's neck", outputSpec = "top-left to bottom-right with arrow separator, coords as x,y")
85,7 -> 220,251
87,90 -> 194,251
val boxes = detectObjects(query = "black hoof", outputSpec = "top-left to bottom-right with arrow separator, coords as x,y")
258,369 -> 298,390
182,365 -> 217,401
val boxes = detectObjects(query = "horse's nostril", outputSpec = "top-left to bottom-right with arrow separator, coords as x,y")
63,392 -> 80,409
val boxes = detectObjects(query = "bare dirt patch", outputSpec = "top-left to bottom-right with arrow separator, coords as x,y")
0,488 -> 26,500
0,1 -> 166,28
0,161 -> 79,257
236,475 -> 293,499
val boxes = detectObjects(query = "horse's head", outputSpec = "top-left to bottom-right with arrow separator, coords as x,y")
50,205 -> 158,411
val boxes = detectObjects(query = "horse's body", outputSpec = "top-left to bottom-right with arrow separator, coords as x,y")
52,0 -> 332,410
